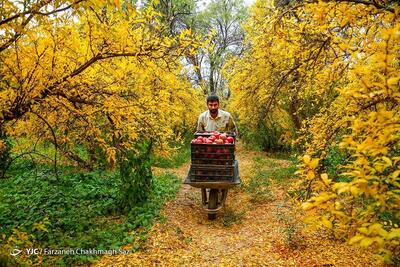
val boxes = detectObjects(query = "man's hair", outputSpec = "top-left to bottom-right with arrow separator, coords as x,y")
206,95 -> 219,103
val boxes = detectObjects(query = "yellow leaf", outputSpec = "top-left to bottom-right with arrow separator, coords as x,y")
338,43 -> 349,50
369,223 -> 388,237
334,182 -> 350,194
321,173 -> 331,186
307,170 -> 315,180
382,156 -> 392,167
358,227 -> 368,235
309,158 -> 320,169
359,237 -> 374,247
349,234 -> 364,245
302,202 -> 314,211
387,77 -> 399,87
350,186 -> 360,196
303,155 -> 311,164
321,216 -> 332,229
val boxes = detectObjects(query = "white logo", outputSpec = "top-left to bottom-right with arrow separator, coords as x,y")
10,248 -> 22,256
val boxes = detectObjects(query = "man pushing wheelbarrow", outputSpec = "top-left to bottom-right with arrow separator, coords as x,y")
184,95 -> 240,220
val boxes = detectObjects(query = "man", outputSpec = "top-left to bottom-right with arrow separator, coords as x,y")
197,95 -> 237,135
196,95 -> 237,215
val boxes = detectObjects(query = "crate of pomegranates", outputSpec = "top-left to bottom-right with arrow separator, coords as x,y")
189,131 -> 236,181
190,131 -> 235,165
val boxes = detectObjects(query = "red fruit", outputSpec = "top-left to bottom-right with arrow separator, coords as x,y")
206,139 -> 213,144
220,133 -> 227,140
206,147 -> 213,153
197,136 -> 204,141
215,139 -> 224,144
226,136 -> 234,143
209,135 -> 216,141
198,139 -> 204,144
224,140 -> 230,144
213,131 -> 220,135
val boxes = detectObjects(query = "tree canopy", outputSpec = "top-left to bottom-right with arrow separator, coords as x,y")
0,0 -> 202,169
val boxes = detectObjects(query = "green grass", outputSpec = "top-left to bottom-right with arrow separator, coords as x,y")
221,208 -> 246,227
266,151 -> 297,161
0,160 -> 181,266
245,157 -> 297,202
151,143 -> 191,168
266,165 -> 297,183
246,169 -> 274,202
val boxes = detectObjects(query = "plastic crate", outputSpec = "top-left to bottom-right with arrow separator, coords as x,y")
189,160 -> 239,182
191,143 -> 235,165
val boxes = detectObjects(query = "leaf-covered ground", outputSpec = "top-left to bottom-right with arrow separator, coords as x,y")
94,144 -> 380,266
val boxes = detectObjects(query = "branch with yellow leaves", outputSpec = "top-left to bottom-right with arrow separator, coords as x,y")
0,0 -> 86,53
0,0 -> 85,26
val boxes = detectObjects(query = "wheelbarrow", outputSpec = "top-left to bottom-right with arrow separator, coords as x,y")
184,160 -> 240,219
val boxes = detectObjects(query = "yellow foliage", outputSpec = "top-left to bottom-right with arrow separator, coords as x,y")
227,0 -> 400,262
0,1 -> 203,166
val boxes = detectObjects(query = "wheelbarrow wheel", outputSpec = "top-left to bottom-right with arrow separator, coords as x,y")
208,189 -> 218,220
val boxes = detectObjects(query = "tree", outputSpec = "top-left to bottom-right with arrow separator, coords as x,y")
225,0 -> 334,150
181,0 -> 248,95
0,0 -> 202,172
138,0 -> 248,96
224,0 -> 399,261
203,0 -> 248,95
150,0 -> 198,35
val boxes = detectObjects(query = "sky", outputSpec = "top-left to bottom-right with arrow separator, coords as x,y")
244,0 -> 256,5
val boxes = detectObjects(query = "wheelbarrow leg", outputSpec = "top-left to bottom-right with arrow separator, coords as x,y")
221,189 -> 228,204
200,189 -> 229,220
201,188 -> 207,206
208,189 -> 219,220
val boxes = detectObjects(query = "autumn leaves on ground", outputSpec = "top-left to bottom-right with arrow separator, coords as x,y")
96,144 -> 377,266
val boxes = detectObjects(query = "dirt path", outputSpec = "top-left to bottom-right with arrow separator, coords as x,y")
94,144 -> 379,266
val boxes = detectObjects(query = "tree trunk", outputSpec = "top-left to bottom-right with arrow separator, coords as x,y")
0,127 -> 11,178
289,97 -> 302,130
209,67 -> 215,95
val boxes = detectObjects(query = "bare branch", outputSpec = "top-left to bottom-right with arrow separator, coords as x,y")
30,111 -> 59,179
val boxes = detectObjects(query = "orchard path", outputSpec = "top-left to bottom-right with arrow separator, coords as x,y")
94,143 -> 379,267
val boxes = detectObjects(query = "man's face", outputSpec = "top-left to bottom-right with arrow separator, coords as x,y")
207,101 -> 219,115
